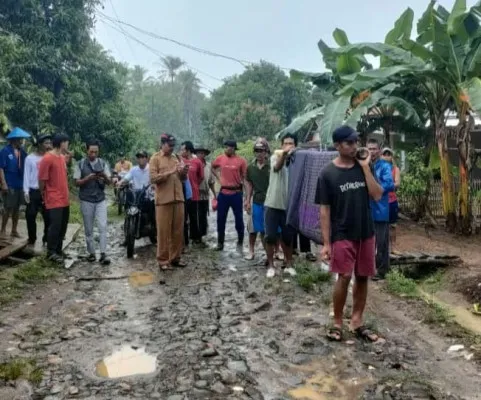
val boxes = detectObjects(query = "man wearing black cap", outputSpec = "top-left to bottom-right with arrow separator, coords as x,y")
23,134 -> 52,245
150,134 -> 189,269
316,126 -> 383,342
211,140 -> 248,251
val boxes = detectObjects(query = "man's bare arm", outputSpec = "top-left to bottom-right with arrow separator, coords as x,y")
320,205 -> 331,246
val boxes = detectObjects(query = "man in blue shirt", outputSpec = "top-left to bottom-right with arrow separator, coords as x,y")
0,129 -> 29,238
367,138 -> 395,280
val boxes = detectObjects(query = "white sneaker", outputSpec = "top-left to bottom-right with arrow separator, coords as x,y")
266,268 -> 276,278
284,267 -> 297,277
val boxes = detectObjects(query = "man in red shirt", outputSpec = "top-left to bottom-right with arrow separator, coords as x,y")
180,141 -> 205,246
211,140 -> 247,251
38,134 -> 70,264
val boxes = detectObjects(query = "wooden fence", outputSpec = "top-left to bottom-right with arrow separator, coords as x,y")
398,179 -> 481,218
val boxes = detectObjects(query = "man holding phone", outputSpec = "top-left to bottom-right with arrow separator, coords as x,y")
74,140 -> 111,265
150,134 -> 189,270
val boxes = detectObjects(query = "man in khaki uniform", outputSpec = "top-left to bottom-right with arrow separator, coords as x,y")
150,134 -> 188,269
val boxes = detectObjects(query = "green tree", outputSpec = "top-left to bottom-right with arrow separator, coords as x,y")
159,56 -> 185,84
202,61 -> 309,145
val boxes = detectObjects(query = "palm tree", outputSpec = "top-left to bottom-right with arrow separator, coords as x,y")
159,56 -> 185,84
177,70 -> 201,140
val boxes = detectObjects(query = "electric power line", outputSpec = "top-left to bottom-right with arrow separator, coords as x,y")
98,16 -> 220,88
96,10 -> 293,72
107,0 -> 137,59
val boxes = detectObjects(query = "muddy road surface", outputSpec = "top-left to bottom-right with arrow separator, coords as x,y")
0,217 -> 480,400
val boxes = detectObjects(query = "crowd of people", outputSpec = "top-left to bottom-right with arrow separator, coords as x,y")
0,126 -> 401,342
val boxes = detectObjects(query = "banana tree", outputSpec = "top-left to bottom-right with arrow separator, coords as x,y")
322,1 -> 481,233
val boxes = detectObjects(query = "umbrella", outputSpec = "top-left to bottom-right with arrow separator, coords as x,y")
6,127 -> 31,140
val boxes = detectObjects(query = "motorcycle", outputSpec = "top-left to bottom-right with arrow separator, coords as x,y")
113,171 -> 128,215
124,185 -> 157,258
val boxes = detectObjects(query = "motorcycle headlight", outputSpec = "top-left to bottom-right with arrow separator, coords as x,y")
127,206 -> 139,216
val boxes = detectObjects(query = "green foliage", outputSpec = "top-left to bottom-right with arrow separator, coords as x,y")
211,139 -> 277,163
123,64 -> 206,156
202,61 -> 309,146
0,358 -> 43,384
0,0 -> 138,160
386,270 -> 419,297
423,299 -> 452,324
399,149 -> 432,198
294,261 -> 332,291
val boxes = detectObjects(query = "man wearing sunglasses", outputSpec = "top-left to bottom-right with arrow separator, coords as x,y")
150,133 -> 189,270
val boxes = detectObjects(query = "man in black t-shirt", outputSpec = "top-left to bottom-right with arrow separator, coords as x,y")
316,126 -> 383,343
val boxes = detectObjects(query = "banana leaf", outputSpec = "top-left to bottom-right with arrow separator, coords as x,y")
319,96 -> 351,143
275,106 -> 324,139
330,43 -> 425,68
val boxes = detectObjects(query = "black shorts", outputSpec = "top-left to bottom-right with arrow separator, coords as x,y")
264,206 -> 294,246
3,188 -> 23,210
389,201 -> 399,225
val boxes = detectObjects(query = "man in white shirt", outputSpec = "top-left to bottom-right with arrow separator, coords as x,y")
24,134 -> 52,245
118,151 -> 150,191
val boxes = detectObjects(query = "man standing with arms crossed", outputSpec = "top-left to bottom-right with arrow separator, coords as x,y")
150,134 -> 189,270
38,134 -> 71,265
211,140 -> 247,251
317,126 -> 383,342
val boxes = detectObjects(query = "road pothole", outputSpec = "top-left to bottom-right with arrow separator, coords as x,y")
95,345 -> 157,378
128,271 -> 155,287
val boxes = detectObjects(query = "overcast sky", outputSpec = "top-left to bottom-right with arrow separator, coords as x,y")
94,0 -> 473,92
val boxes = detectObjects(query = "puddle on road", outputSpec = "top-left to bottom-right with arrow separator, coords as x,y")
96,345 -> 157,378
128,271 -> 154,287
288,373 -> 371,400
420,290 -> 481,335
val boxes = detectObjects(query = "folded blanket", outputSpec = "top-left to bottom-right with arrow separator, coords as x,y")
287,149 -> 338,244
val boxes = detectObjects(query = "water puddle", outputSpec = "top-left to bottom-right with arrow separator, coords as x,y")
288,373 -> 371,400
128,271 -> 154,287
96,345 -> 157,378
420,290 -> 481,335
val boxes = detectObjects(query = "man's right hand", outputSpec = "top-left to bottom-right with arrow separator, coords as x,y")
320,244 -> 331,261
87,173 -> 98,181
244,201 -> 251,214
24,192 -> 30,204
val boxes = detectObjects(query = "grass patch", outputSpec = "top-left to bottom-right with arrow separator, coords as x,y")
294,261 -> 331,291
68,200 -> 83,224
386,270 -> 419,298
0,257 -> 60,305
423,299 -> 452,324
0,358 -> 43,384
421,270 -> 445,294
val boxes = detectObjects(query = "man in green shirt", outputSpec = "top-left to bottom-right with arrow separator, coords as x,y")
244,139 -> 270,261
264,134 -> 297,278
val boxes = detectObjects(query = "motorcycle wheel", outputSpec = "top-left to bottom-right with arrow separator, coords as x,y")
126,217 -> 136,258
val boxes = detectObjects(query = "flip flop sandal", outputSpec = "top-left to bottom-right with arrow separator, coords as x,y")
172,260 -> 187,268
326,327 -> 343,342
244,254 -> 255,261
159,264 -> 173,271
352,325 -> 379,342
471,303 -> 481,316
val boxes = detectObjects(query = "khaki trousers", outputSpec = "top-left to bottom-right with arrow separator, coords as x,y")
155,202 -> 184,265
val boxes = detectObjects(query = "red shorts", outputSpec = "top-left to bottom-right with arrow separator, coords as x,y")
330,236 -> 376,277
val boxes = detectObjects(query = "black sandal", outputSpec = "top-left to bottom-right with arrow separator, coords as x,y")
326,327 -> 343,342
352,325 -> 379,342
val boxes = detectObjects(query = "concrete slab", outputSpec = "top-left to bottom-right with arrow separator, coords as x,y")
2,219 -> 81,256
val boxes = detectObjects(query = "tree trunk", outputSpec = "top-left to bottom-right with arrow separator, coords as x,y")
435,119 -> 456,232
456,112 -> 474,235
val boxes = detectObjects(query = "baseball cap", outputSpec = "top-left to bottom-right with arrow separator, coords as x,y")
136,150 -> 148,158
160,133 -> 176,144
332,126 -> 359,143
223,140 -> 238,149
382,147 -> 394,155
